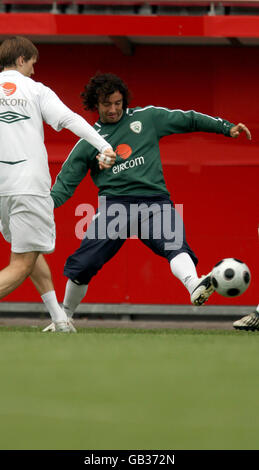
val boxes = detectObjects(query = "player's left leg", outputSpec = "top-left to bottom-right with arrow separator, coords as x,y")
139,198 -> 215,305
233,225 -> 258,330
0,251 -> 39,298
0,195 -> 73,332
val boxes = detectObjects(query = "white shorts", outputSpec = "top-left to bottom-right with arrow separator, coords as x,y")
0,195 -> 56,254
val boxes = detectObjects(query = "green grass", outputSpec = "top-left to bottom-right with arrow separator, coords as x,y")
0,326 -> 259,450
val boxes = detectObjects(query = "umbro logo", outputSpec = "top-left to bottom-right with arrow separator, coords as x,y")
0,111 -> 30,123
0,159 -> 27,165
130,121 -> 142,134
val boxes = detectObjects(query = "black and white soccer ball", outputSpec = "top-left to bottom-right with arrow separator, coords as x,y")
211,258 -> 251,297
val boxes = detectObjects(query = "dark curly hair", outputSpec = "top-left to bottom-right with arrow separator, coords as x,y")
81,73 -> 131,111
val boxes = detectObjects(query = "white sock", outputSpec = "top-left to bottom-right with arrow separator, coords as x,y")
63,279 -> 88,318
256,304 -> 259,314
170,253 -> 199,294
41,290 -> 67,323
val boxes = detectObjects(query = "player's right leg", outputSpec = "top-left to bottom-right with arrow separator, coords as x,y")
60,234 -> 125,324
42,279 -> 87,332
30,255 -> 75,332
233,304 -> 259,331
43,198 -> 127,331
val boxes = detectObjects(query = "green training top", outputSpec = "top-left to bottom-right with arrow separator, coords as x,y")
51,106 -> 234,207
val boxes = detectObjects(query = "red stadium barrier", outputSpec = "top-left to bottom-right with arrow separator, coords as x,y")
1,13 -> 259,38
2,0 -> 259,5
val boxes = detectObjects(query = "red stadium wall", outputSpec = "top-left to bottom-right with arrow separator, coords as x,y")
0,44 -> 258,305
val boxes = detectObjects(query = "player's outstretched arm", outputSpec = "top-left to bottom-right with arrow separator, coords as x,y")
230,123 -> 252,140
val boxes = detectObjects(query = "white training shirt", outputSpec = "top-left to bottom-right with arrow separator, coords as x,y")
0,70 -> 111,196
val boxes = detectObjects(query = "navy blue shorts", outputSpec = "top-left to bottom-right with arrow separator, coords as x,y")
64,195 -> 198,285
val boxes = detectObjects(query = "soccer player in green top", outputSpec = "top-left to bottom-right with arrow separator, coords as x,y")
32,73 -> 251,332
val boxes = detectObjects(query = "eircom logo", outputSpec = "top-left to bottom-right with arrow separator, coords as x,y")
112,155 -> 145,174
0,82 -> 17,96
113,143 -> 145,174
115,143 -> 132,160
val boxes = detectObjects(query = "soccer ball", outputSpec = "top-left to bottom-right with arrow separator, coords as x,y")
211,258 -> 251,297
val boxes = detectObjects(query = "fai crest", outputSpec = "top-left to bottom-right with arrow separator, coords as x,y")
130,121 -> 142,134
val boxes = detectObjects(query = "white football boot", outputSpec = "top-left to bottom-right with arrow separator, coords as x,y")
42,322 -> 56,332
42,319 -> 77,333
233,311 -> 259,331
190,273 -> 215,306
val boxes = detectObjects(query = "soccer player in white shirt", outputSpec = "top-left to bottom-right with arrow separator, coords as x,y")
0,36 -> 115,332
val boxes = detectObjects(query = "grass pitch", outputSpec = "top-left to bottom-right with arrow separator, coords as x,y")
0,326 -> 259,450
